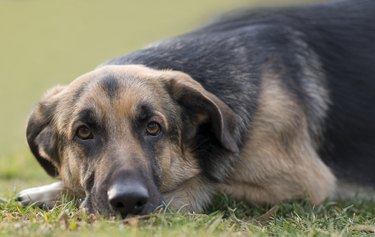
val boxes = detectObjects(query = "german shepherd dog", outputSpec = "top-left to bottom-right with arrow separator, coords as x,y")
18,0 -> 375,218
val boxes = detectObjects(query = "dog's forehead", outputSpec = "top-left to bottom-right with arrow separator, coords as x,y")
57,65 -> 173,126
70,65 -> 164,87
67,65 -> 164,101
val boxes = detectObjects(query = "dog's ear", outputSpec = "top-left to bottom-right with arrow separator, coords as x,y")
162,72 -> 240,154
26,86 -> 66,177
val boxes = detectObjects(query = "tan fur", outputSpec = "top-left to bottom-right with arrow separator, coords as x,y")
156,144 -> 211,211
163,176 -> 216,212
33,85 -> 66,168
219,70 -> 336,204
335,181 -> 375,199
52,70 -> 161,198
22,64 -> 336,215
50,65 -> 209,211
158,145 -> 200,193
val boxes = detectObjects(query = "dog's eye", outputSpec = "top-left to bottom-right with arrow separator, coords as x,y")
146,122 -> 161,136
76,126 -> 94,140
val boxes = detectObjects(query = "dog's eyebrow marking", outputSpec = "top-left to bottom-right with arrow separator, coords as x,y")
77,108 -> 99,125
137,103 -> 155,121
72,81 -> 90,102
99,76 -> 120,99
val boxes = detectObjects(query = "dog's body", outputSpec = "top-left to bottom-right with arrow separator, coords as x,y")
18,0 -> 375,217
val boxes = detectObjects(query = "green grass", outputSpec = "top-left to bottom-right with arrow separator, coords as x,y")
2,0 -> 375,236
1,191 -> 375,236
1,153 -> 374,236
1,154 -> 375,237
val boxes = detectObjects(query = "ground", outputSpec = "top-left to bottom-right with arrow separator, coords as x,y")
1,153 -> 375,237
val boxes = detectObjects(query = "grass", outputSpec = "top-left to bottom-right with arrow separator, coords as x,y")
0,154 -> 374,236
1,154 -> 375,237
1,190 -> 375,236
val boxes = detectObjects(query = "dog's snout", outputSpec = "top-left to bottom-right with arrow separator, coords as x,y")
107,181 -> 149,217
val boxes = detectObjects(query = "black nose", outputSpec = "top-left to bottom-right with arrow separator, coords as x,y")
107,181 -> 149,217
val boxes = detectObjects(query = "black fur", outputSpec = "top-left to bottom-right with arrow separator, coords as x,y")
102,0 -> 375,186
99,76 -> 120,99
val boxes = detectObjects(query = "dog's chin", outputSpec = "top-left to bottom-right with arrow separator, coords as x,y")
79,194 -> 108,216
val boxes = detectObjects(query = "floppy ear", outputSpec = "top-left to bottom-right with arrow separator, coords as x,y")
163,72 -> 240,154
26,86 -> 66,177
161,71 -> 242,181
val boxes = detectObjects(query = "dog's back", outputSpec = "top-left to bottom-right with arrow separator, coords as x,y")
271,0 -> 375,186
299,0 -> 375,187
105,0 -> 375,188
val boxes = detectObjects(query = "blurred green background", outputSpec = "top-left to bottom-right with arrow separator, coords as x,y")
0,0 -> 315,160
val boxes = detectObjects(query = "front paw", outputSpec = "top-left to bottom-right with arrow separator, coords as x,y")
17,182 -> 64,209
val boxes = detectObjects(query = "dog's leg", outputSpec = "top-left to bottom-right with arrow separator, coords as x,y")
163,177 -> 216,213
219,72 -> 335,205
17,181 -> 65,208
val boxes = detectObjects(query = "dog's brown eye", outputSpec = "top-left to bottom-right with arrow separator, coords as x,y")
146,122 -> 161,136
76,126 -> 94,140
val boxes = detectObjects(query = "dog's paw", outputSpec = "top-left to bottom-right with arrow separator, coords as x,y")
17,182 -> 64,209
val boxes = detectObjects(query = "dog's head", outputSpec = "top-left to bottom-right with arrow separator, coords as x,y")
26,65 -> 240,217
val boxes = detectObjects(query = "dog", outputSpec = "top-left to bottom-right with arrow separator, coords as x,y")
18,0 -> 375,218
